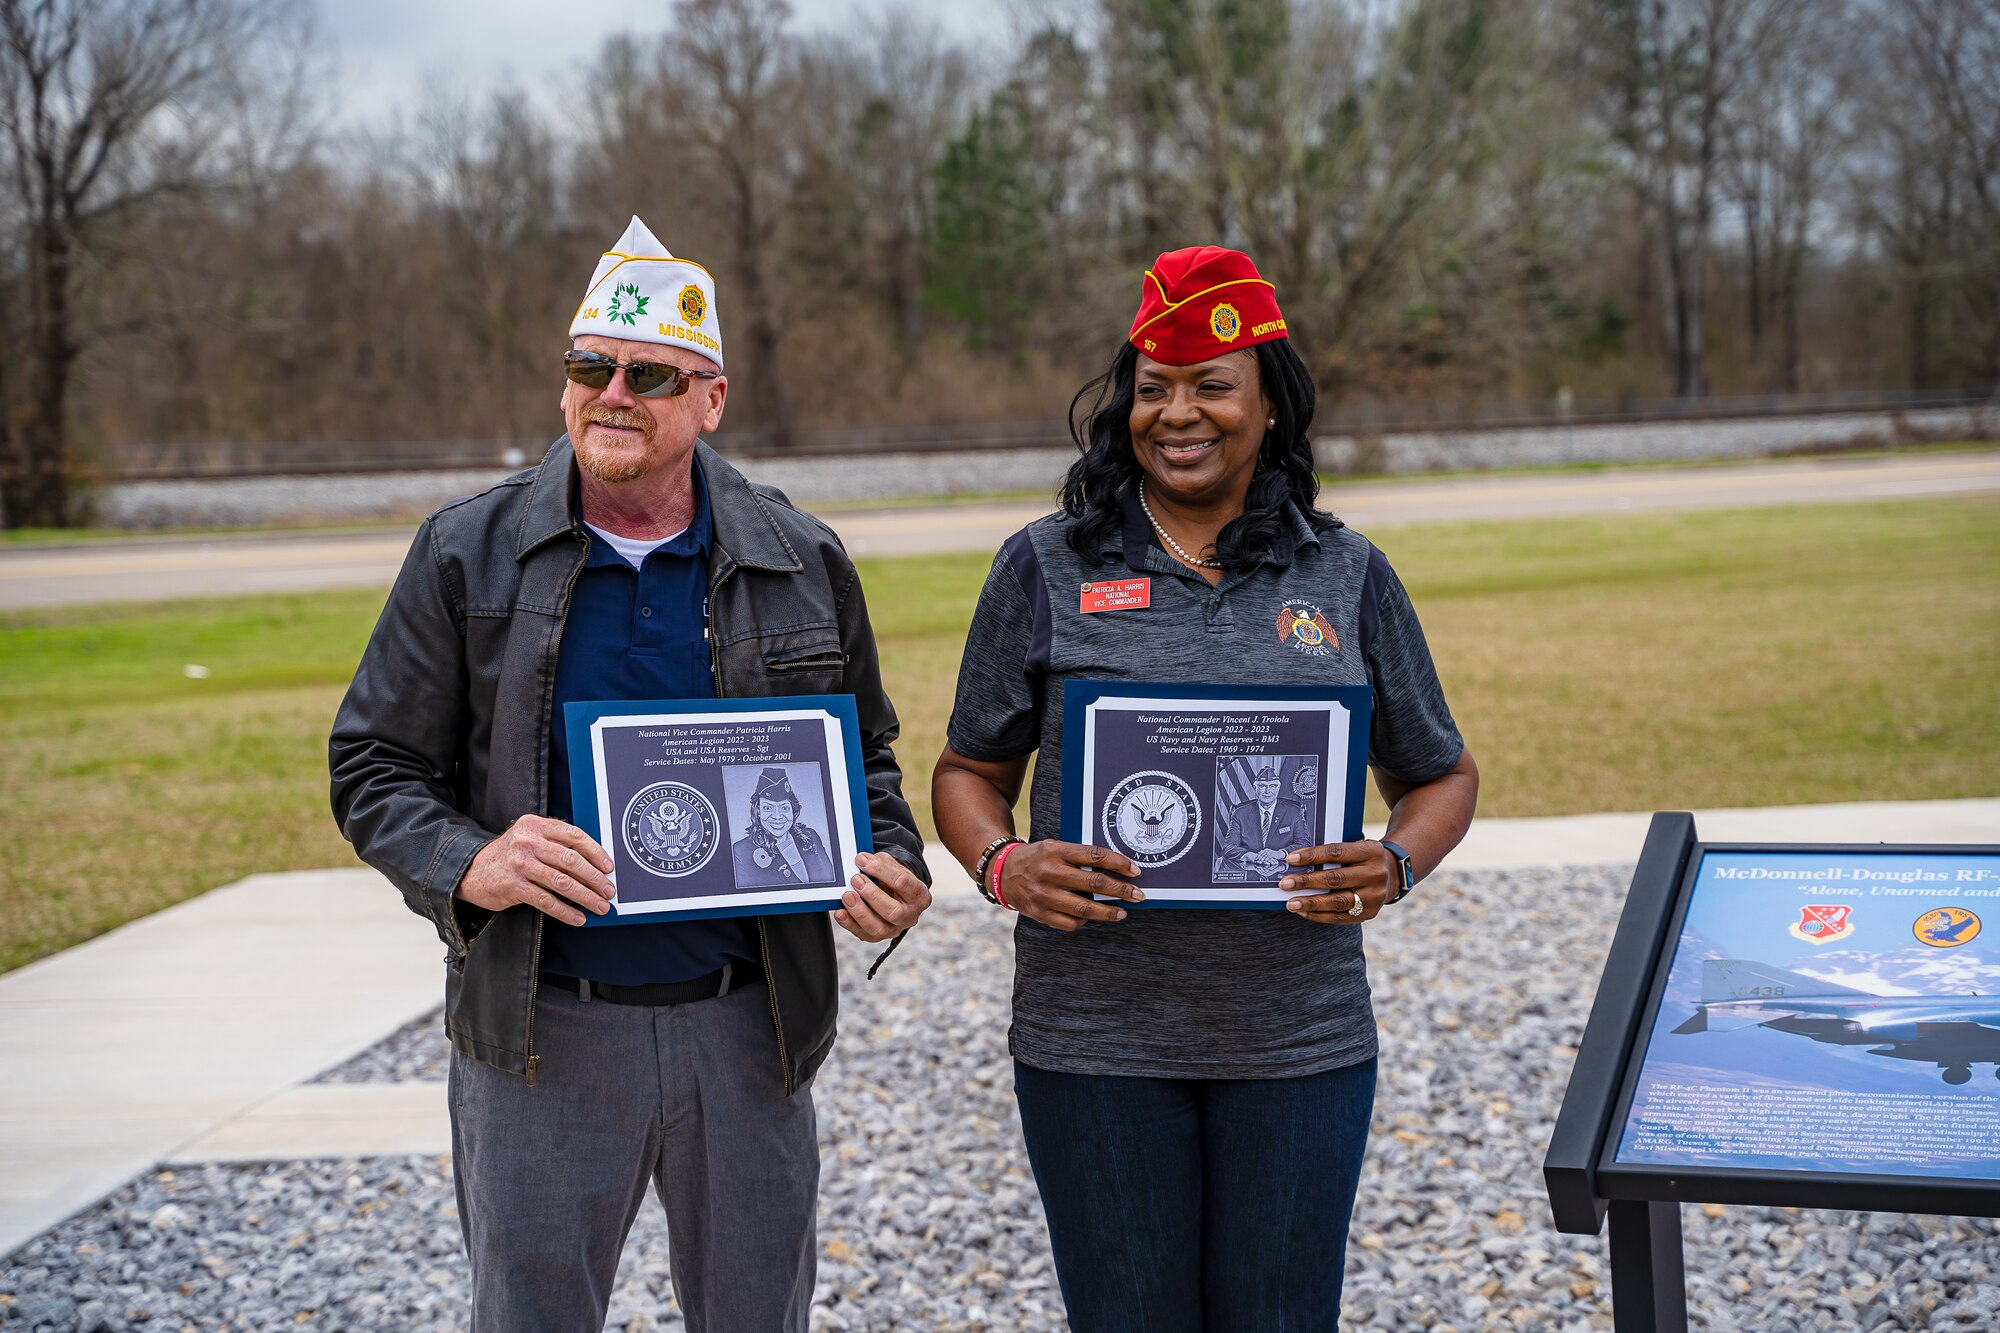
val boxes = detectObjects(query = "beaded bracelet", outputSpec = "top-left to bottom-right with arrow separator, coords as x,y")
973,835 -> 1023,906
988,840 -> 1022,911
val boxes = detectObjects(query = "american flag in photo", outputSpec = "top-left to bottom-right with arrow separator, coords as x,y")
1215,754 -> 1313,812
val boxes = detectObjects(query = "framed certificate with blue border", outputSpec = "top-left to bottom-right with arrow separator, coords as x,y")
1060,680 -> 1373,908
564,695 -> 871,924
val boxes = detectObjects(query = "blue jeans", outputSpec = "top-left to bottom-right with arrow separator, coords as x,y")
1013,1058 -> 1377,1333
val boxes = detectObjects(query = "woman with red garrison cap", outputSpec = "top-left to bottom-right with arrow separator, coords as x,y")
933,247 -> 1480,1329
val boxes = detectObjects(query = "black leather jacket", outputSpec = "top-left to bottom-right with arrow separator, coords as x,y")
329,438 -> 928,1093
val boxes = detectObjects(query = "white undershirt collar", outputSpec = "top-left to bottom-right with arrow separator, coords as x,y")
585,520 -> 686,570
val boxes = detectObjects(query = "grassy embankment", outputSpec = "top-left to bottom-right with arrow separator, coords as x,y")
1,495 -> 1994,973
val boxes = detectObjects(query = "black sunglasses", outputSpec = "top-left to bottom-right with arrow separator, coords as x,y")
563,350 -> 720,399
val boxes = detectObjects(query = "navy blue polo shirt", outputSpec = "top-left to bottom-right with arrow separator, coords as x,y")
540,463 -> 757,984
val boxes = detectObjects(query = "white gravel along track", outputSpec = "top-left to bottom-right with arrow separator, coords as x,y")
7,865 -> 2000,1331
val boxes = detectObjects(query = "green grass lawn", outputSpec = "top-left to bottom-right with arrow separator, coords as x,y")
2,495 -> 1995,973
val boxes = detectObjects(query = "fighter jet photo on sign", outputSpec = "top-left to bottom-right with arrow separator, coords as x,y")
1673,958 -> 2000,1086
1613,849 -> 2000,1181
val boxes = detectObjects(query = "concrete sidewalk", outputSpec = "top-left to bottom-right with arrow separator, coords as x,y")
3,798 -> 1994,1258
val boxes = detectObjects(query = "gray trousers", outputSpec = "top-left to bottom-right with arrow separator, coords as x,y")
449,979 -> 819,1333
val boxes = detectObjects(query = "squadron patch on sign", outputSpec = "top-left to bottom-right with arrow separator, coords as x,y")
1914,907 -> 1981,948
623,781 -> 719,877
1293,764 -> 1319,800
1276,602 -> 1338,658
1102,771 -> 1202,869
1788,903 -> 1854,945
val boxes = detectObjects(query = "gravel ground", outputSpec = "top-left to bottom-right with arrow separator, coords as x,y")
9,864 -> 2000,1331
309,1011 -> 447,1085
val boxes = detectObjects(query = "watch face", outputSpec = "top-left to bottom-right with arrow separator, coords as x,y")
1383,842 -> 1414,889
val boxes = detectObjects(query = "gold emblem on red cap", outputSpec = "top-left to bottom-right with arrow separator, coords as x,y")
1210,302 -> 1242,342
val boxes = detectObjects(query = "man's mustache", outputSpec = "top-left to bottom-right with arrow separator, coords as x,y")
581,403 -> 654,437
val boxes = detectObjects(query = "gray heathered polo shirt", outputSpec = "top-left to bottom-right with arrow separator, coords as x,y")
947,485 -> 1464,1079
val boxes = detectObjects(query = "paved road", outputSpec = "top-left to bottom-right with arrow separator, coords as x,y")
4,449 -> 1995,610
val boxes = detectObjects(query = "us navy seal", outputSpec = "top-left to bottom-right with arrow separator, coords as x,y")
623,780 -> 719,877
1103,770 -> 1202,868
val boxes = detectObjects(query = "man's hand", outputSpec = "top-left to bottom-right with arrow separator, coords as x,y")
833,850 -> 934,943
1277,840 -> 1396,925
1243,848 -> 1288,878
457,815 -> 617,927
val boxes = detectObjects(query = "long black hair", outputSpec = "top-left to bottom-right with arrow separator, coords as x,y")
1060,338 -> 1339,570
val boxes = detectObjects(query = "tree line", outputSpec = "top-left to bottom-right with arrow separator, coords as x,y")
2,0 -> 1995,527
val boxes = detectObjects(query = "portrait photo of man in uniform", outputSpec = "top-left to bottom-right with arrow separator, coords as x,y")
1214,757 -> 1314,881
729,764 -> 839,890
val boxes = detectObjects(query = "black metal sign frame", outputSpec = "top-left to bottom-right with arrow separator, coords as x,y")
1543,812 -> 2000,1331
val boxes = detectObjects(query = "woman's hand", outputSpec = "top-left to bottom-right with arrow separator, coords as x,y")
1277,840 -> 1396,924
999,840 -> 1145,932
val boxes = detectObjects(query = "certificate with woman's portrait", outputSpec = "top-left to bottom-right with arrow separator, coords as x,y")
564,695 -> 871,923
1061,681 -> 1373,908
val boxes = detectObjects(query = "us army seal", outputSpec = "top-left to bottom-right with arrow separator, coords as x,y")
1102,770 -> 1201,869
623,781 -> 719,877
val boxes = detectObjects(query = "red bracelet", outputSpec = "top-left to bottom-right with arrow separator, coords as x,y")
988,840 -> 1020,911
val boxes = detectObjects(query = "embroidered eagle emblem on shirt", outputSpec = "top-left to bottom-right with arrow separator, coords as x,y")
1276,602 -> 1338,657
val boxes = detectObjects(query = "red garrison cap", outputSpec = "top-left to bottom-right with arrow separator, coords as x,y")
1127,246 -> 1287,366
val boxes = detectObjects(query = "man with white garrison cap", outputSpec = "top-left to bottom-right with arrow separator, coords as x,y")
331,215 -> 934,1330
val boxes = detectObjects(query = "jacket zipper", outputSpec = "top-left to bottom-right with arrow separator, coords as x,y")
711,559 -> 795,1096
526,531 -> 592,1087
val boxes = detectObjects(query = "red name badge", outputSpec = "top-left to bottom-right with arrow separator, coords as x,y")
1080,578 -> 1151,613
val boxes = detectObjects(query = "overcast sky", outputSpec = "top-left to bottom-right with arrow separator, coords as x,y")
320,0 -> 1017,127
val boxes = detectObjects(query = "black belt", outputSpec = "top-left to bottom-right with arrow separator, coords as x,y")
538,958 -> 762,1007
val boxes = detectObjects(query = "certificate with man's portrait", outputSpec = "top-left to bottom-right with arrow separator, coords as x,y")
1061,681 -> 1373,908
564,695 -> 871,923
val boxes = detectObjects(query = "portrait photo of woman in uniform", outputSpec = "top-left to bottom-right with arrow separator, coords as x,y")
727,764 -> 838,890
932,246 -> 1480,1330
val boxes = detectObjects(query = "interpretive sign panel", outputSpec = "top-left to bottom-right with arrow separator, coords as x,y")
564,695 -> 870,924
1610,849 -> 2000,1180
1060,681 -> 1372,906
1545,819 -> 2000,1331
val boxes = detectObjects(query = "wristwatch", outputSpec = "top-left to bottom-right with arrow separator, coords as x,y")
1380,839 -> 1416,904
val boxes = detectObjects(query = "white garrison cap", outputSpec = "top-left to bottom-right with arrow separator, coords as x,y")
569,216 -> 723,369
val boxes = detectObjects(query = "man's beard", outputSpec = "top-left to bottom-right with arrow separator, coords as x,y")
574,403 -> 657,483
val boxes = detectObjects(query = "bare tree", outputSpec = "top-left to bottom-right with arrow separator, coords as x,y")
853,11 -> 972,351
1894,0 -> 2000,384
1845,0 -> 1999,388
0,0 -> 305,527
1723,0 -> 1849,389
1585,0 -> 1810,397
415,89 -> 566,445
671,0 -> 798,447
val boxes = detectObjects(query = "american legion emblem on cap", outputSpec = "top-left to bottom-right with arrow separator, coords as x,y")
1127,246 -> 1288,366
570,216 -> 724,368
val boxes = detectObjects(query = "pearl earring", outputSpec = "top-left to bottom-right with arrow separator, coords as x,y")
1267,417 -> 1277,428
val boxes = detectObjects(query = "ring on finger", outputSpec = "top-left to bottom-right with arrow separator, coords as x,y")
1347,891 -> 1364,917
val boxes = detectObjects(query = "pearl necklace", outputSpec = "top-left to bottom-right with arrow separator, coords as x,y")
1137,480 -> 1223,569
